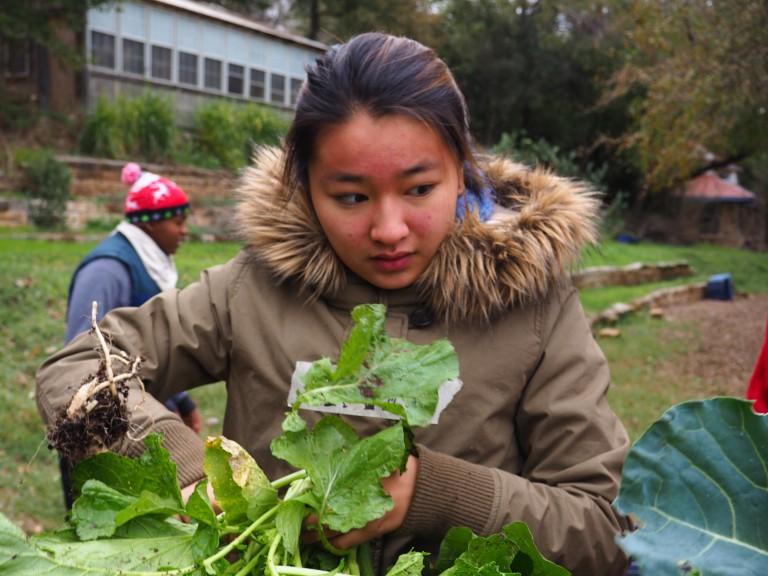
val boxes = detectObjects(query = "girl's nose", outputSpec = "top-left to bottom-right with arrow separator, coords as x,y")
370,202 -> 408,246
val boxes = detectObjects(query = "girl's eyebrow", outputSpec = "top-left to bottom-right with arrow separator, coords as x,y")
324,161 -> 441,183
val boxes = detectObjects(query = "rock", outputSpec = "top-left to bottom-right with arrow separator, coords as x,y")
598,327 -> 622,338
649,307 -> 665,318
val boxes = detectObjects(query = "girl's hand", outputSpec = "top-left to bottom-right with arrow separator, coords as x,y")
328,454 -> 419,549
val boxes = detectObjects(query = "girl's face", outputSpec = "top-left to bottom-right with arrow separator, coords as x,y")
308,112 -> 463,291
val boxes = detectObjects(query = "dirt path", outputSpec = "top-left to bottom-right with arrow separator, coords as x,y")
661,294 -> 768,397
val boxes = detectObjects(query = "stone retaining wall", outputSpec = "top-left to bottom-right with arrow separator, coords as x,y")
572,261 -> 693,289
589,283 -> 708,328
0,156 -> 240,238
57,156 -> 236,200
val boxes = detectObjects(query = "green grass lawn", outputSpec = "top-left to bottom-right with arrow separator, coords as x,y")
0,236 -> 765,531
577,241 -> 768,313
0,237 -> 238,531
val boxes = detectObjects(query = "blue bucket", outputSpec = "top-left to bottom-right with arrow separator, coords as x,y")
705,273 -> 734,300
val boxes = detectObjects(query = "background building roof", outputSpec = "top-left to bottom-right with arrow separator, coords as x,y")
152,0 -> 327,51
683,171 -> 756,203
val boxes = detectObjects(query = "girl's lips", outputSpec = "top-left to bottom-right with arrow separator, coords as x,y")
372,253 -> 412,272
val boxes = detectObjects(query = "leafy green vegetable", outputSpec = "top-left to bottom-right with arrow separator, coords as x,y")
295,304 -> 459,428
3,304 -> 571,576
204,435 -> 278,523
276,500 -> 306,559
271,415 -> 407,532
0,512 -> 199,574
436,523 -> 569,576
615,397 -> 768,576
69,434 -> 186,540
72,433 -> 183,505
383,551 -> 427,575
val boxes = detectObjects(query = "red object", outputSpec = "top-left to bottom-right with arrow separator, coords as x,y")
746,319 -> 768,413
121,162 -> 189,220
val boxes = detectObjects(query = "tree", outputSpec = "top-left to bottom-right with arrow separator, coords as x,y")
288,0 -> 438,43
0,1 -> 117,63
435,0 -> 638,198
606,0 -> 768,192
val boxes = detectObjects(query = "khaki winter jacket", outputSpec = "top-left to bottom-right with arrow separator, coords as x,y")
37,148 -> 630,575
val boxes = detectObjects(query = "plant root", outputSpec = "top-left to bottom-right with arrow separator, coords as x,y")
47,301 -> 145,463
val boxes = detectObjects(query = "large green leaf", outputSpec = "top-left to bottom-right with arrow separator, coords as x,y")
0,511 -> 200,574
296,303 -> 459,428
72,433 -> 182,506
436,523 -> 569,576
615,398 -> 768,576
384,551 -> 427,575
204,436 -> 278,524
271,415 -> 407,532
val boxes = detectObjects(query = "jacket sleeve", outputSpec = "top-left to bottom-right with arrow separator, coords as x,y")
37,258 -> 238,488
400,285 -> 630,576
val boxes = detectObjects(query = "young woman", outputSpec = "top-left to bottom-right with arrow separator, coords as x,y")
37,33 -> 629,575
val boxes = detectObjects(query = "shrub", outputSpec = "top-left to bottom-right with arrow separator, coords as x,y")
493,132 -> 608,190
130,92 -> 175,160
79,97 -> 126,159
79,93 -> 175,161
192,101 -> 242,170
193,100 -> 288,170
17,150 -> 72,229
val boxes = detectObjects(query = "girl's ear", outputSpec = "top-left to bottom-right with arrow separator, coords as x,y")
457,163 -> 465,198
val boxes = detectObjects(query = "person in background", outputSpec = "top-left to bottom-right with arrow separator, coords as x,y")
39,33 -> 629,575
59,162 -> 201,508
746,317 -> 768,413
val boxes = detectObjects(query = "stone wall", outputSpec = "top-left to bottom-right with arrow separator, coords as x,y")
1,156 -> 241,238
572,261 -> 693,289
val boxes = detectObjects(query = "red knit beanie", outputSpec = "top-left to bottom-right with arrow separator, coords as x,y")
121,162 -> 190,224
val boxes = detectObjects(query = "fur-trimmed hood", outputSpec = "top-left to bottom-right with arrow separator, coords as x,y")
235,147 -> 600,323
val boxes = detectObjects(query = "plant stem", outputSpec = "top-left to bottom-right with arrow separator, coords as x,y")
357,543 -> 375,576
235,545 -> 268,576
271,469 -> 308,489
346,547 -> 360,576
203,504 -> 281,573
315,520 -> 347,557
272,567 -> 355,576
267,532 -> 283,576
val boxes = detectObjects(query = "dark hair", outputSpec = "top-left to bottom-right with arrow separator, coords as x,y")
283,32 -> 482,194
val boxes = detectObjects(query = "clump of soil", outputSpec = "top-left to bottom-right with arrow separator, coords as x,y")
47,380 -> 131,463
45,302 -> 144,464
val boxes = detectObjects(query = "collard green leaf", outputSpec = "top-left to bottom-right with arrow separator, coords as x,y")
70,479 -> 136,540
282,410 -> 308,432
615,398 -> 768,576
437,522 -> 569,576
185,479 -> 218,527
384,550 -> 427,575
296,303 -> 459,428
439,532 -> 516,576
190,523 -> 219,562
276,500 -> 306,559
70,478 -> 184,541
204,436 -> 278,524
502,523 -> 569,576
435,526 -> 475,573
113,490 -> 185,528
72,433 -> 183,507
271,415 -> 407,532
0,511 -> 199,575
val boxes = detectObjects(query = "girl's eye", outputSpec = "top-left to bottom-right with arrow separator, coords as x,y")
336,193 -> 368,205
407,184 -> 435,197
